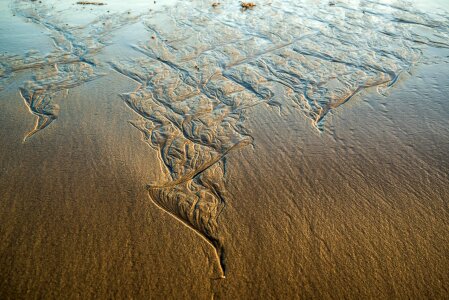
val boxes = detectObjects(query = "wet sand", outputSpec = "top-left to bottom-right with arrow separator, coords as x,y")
1,0 -> 449,298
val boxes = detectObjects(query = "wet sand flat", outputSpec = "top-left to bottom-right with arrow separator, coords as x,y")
1,0 -> 449,298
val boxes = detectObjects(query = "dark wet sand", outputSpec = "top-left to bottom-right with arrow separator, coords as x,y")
1,63 -> 448,299
0,74 -> 215,298
1,0 -> 449,298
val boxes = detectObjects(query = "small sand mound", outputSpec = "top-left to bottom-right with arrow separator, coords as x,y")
241,2 -> 256,9
76,1 -> 106,5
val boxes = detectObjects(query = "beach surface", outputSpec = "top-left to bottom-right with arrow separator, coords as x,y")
1,0 -> 449,298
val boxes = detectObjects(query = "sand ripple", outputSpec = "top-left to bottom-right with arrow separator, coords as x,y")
1,0 -> 449,277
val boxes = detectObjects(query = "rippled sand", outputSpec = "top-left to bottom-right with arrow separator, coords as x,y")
1,0 -> 449,298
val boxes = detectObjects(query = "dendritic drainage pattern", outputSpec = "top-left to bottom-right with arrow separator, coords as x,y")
1,0 -> 448,278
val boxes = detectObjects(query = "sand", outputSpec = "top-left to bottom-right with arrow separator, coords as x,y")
1,0 -> 449,298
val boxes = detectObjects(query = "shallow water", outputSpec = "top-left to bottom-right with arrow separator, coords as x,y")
1,0 -> 448,298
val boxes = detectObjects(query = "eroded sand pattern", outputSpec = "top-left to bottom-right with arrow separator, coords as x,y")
1,0 -> 449,297
5,0 -> 141,139
109,0 -> 449,276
